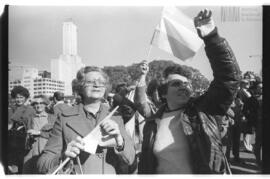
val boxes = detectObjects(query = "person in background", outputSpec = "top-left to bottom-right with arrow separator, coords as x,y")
243,80 -> 262,166
146,78 -> 164,110
52,91 -> 71,117
8,86 -> 35,174
237,79 -> 253,152
223,105 -> 235,161
65,99 -> 72,106
37,66 -> 136,174
135,9 -> 241,174
23,95 -> 57,174
230,96 -> 246,163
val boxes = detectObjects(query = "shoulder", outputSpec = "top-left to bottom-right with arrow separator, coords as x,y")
22,105 -> 35,115
61,104 -> 83,117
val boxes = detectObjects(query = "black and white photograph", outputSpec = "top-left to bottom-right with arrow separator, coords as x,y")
1,2 -> 267,175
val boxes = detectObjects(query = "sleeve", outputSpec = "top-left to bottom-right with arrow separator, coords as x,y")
113,116 -> 136,166
134,85 -> 154,118
37,115 -> 64,174
26,107 -> 36,130
197,28 -> 241,116
40,115 -> 57,139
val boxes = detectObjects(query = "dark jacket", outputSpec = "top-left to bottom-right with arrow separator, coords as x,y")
8,105 -> 36,173
243,95 -> 261,132
9,105 -> 36,130
135,28 -> 241,174
37,103 -> 136,174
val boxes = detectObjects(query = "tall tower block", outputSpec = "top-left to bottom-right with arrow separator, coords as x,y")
63,20 -> 77,55
51,20 -> 84,96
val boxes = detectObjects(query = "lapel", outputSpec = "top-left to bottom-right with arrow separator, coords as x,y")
96,104 -> 110,124
65,103 -> 111,138
65,104 -> 93,138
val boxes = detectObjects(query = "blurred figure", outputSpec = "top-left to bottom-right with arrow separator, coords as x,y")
226,96 -> 245,163
52,91 -> 71,117
146,78 -> 164,110
107,93 -> 115,107
223,106 -> 235,161
238,79 -> 253,152
23,95 -> 57,174
238,79 -> 251,103
8,86 -> 35,174
243,81 -> 262,166
65,99 -> 72,106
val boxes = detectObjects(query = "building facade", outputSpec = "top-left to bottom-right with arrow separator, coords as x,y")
51,20 -> 85,96
9,66 -> 65,98
33,78 -> 65,97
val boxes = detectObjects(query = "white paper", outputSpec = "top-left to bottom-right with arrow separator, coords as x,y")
83,132 -> 99,154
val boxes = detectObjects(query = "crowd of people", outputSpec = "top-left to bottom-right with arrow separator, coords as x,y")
7,9 -> 262,174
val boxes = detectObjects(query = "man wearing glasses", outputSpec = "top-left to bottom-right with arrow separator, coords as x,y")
135,9 -> 241,174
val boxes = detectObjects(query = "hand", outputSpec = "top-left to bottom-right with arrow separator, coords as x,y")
137,60 -> 149,87
139,60 -> 149,75
229,118 -> 235,126
194,9 -> 215,38
27,129 -> 41,136
65,136 -> 85,158
100,119 -> 124,147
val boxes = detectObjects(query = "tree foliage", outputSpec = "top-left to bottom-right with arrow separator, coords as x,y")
103,60 -> 210,93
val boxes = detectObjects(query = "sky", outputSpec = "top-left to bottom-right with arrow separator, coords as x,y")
8,5 -> 262,80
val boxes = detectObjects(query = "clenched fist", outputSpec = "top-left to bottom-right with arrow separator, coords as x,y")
194,9 -> 215,38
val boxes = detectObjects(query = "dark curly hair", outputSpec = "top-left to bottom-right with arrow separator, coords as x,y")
161,65 -> 193,97
11,86 -> 30,99
53,91 -> 65,101
163,65 -> 192,79
147,79 -> 160,97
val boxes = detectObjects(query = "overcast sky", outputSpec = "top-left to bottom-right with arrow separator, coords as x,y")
9,6 -> 262,80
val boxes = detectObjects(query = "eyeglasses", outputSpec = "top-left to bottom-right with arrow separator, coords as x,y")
33,102 -> 46,105
84,79 -> 106,87
168,80 -> 190,88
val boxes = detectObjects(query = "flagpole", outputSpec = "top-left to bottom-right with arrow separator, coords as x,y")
146,45 -> 153,61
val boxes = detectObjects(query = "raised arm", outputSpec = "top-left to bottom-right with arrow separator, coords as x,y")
194,9 -> 241,115
133,61 -> 155,118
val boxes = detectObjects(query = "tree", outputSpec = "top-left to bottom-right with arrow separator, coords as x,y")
102,60 -> 210,93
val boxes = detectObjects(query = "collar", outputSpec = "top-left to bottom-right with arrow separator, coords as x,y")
54,101 -> 64,106
35,111 -> 48,118
83,104 -> 103,119
164,104 -> 186,113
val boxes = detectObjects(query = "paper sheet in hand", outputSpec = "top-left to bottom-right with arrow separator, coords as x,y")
82,106 -> 119,154
83,126 -> 117,154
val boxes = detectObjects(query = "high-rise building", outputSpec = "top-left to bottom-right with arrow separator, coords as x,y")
51,20 -> 84,95
63,20 -> 77,55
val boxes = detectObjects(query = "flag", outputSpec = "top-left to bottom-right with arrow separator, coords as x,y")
151,6 -> 203,61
